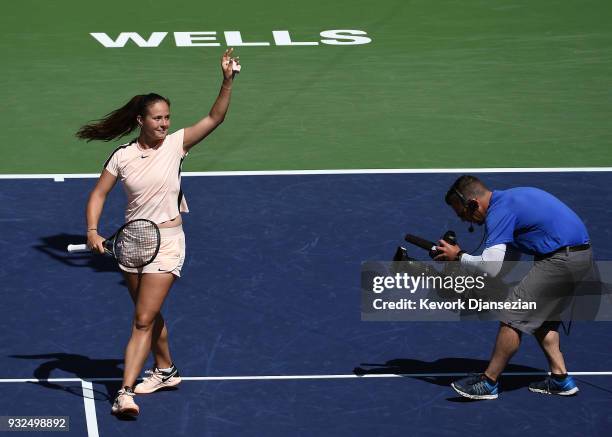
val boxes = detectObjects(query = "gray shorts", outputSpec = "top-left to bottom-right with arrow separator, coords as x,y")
500,247 -> 593,334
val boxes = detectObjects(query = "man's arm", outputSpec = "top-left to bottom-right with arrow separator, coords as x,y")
435,240 -> 507,277
460,244 -> 506,277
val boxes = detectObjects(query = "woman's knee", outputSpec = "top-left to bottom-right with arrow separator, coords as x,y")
133,313 -> 157,331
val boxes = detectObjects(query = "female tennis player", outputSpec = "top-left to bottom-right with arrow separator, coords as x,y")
76,48 -> 240,418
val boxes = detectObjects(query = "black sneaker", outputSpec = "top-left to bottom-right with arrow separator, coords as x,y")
529,375 -> 579,396
451,374 -> 499,400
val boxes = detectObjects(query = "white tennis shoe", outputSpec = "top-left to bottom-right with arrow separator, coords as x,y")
111,387 -> 139,417
134,365 -> 182,394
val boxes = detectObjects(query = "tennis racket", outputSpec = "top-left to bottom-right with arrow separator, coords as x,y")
67,219 -> 161,268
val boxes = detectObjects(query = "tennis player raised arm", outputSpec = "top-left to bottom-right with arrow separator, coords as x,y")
183,48 -> 240,153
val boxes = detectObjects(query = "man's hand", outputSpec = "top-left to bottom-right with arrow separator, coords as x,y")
434,239 -> 462,261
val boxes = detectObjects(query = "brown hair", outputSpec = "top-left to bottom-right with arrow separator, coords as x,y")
76,93 -> 170,142
445,175 -> 488,205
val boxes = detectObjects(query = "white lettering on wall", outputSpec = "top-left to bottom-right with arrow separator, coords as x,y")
90,32 -> 168,48
174,32 -> 220,47
272,31 -> 318,46
90,30 -> 372,48
320,30 -> 372,45
224,31 -> 270,46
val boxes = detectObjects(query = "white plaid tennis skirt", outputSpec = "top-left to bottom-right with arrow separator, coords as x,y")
119,225 -> 185,277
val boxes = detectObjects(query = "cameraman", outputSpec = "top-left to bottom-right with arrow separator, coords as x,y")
434,175 -> 592,400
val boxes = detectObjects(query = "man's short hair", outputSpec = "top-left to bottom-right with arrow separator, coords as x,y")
445,175 -> 488,205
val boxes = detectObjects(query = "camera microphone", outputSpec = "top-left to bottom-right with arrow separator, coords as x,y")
405,231 -> 457,259
404,234 -> 437,252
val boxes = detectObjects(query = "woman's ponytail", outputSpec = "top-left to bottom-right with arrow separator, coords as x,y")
76,93 -> 170,142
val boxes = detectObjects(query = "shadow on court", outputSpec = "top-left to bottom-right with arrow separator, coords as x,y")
354,357 -> 545,396
34,234 -> 126,284
573,377 -> 612,397
9,353 -> 123,405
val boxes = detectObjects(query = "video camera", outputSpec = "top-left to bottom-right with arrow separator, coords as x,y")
391,230 -> 458,279
393,230 -> 457,261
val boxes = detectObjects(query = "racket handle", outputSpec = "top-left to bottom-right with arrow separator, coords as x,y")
67,244 -> 89,253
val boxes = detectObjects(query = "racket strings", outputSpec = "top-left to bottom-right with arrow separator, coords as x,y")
114,220 -> 160,268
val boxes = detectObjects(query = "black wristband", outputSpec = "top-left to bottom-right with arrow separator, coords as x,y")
456,250 -> 466,261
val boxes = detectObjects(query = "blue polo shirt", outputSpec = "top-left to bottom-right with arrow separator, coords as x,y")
485,187 -> 590,255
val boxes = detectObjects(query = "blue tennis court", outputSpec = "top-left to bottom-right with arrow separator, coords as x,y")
1,171 -> 611,436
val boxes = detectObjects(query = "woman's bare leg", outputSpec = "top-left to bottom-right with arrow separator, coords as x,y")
123,273 -> 174,369
121,273 -> 175,388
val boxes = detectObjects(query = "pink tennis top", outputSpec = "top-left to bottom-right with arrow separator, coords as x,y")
104,129 -> 189,223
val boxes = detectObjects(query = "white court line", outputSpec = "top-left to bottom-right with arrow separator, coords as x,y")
2,371 -> 606,436
1,371 -> 612,383
0,167 -> 611,181
81,380 -> 99,437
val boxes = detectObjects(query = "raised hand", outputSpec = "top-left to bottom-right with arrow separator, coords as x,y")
221,48 -> 241,80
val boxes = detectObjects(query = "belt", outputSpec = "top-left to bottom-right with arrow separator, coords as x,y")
537,243 -> 591,259
563,243 -> 591,252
